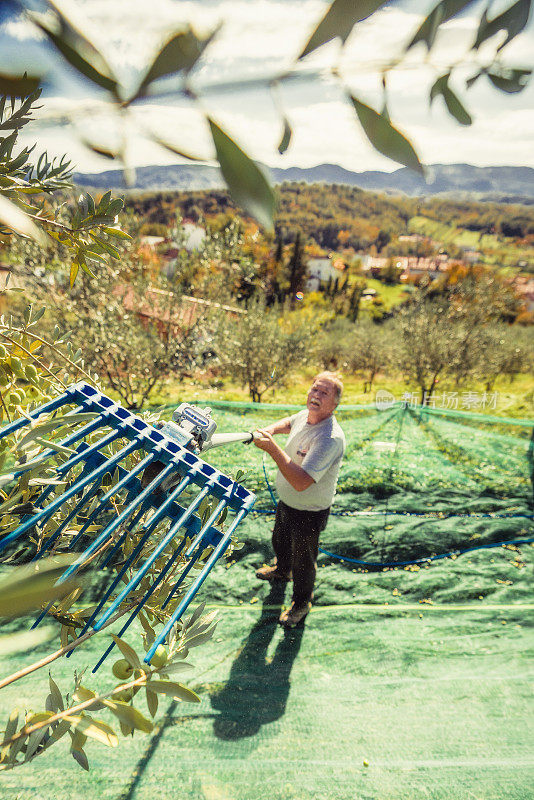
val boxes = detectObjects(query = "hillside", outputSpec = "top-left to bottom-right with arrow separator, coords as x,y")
125,183 -> 534,269
73,163 -> 534,202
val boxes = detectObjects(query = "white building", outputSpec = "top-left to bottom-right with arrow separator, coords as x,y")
182,222 -> 206,251
306,257 -> 346,291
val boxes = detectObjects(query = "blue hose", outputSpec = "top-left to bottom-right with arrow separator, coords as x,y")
260,456 -> 534,568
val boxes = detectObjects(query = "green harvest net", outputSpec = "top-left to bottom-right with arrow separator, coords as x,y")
197,400 -> 534,570
1,401 -> 533,800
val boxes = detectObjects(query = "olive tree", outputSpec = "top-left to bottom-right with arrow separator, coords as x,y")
348,319 -> 394,393
215,299 -> 311,402
0,93 -> 227,772
394,269 -> 525,403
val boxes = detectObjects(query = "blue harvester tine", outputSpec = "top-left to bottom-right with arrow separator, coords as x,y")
0,437 -> 142,554
10,407 -> 104,489
63,451 -> 158,554
71,476 -> 193,644
161,498 -> 227,610
144,507 -> 247,664
55,429 -> 123,474
91,536 -> 190,672
0,392 -> 71,439
97,499 -> 150,570
32,477 -> 104,559
23,417 -> 108,512
99,474 -> 192,570
54,458 -> 176,583
91,484 -> 212,632
94,497 -> 229,670
30,454 -> 175,630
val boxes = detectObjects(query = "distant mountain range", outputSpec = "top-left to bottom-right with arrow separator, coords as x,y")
73,162 -> 534,202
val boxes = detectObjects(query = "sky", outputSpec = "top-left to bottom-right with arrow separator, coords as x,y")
1,0 -> 533,174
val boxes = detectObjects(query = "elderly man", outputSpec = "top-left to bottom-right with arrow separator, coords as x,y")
253,371 -> 346,627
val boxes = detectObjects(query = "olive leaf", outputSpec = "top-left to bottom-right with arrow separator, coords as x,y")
278,118 -> 292,155
102,700 -> 153,734
146,687 -> 158,718
146,680 -> 201,703
24,727 -> 49,762
430,74 -> 472,126
185,601 -> 206,629
109,634 -> 142,669
28,2 -> 119,96
132,26 -> 218,101
65,715 -> 118,747
79,137 -> 118,161
299,0 -> 386,59
7,733 -> 28,765
487,67 -> 531,93
473,0 -> 532,51
350,96 -> 425,175
0,556 -> 80,618
101,226 -> 131,240
150,133 -> 206,162
69,261 -> 79,288
187,610 -> 218,637
1,708 -> 19,761
217,506 -> 228,526
48,675 -> 64,712
208,118 -> 276,233
407,0 -> 475,51
40,719 -> 71,753
159,662 -> 195,676
70,746 -> 89,770
72,686 -> 105,711
183,626 -> 217,648
0,194 -> 48,245
118,720 -> 132,737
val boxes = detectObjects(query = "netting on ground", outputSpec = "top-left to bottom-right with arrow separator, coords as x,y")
199,400 -> 534,568
0,403 -> 532,800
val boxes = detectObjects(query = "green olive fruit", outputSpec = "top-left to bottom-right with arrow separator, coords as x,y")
150,645 -> 168,669
24,364 -> 38,381
112,658 -> 133,680
9,357 -> 23,377
0,345 -> 7,360
9,391 -> 22,405
0,368 -> 7,386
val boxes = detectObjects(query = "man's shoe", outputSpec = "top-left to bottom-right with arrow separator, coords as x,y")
255,565 -> 291,582
279,601 -> 312,628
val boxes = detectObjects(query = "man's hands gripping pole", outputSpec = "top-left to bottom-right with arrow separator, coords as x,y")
253,429 -> 314,493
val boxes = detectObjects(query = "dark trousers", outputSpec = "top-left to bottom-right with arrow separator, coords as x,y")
272,500 -> 330,606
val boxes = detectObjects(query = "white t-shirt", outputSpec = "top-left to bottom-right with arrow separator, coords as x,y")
275,409 -> 345,511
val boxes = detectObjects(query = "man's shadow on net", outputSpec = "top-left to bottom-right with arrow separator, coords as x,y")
210,582 -> 304,740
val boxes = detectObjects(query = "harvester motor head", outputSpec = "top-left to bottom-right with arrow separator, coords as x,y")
160,403 -> 218,452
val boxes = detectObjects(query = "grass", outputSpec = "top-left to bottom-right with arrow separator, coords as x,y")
358,278 -> 411,310
149,371 -> 534,420
408,215 -> 534,269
